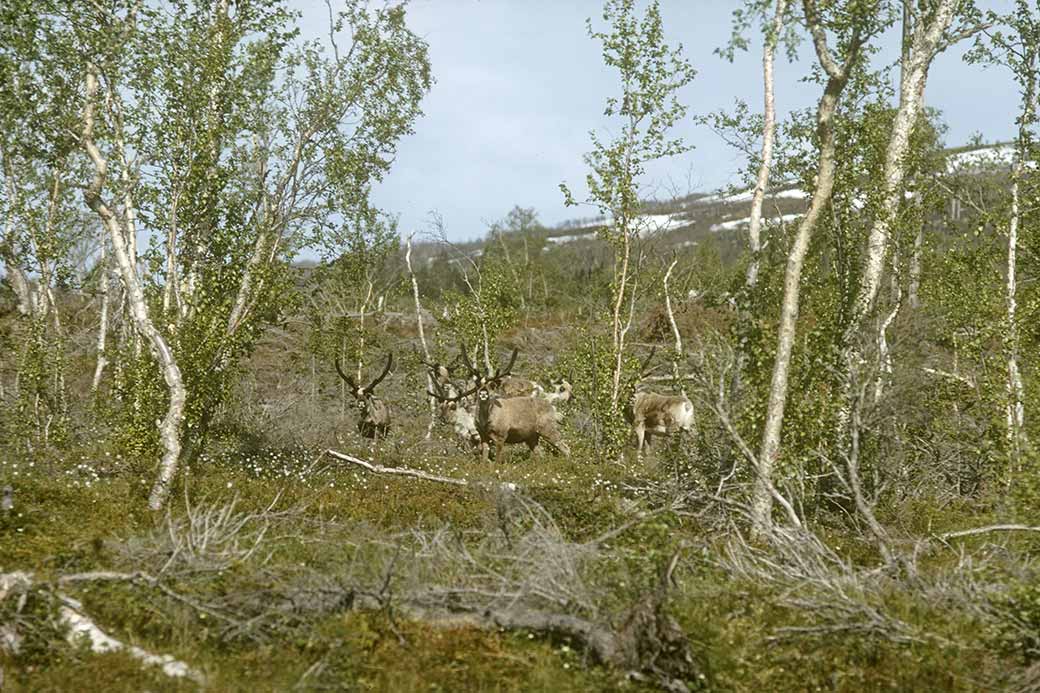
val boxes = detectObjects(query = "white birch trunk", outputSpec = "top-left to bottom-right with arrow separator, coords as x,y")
1005,42 -> 1037,469
1006,171 -> 1027,463
356,280 -> 374,383
82,69 -> 187,511
838,0 -> 960,437
745,0 -> 788,292
610,226 -> 632,411
874,263 -> 901,403
91,228 -> 110,392
405,235 -> 438,439
753,1 -> 863,538
907,225 -> 923,309
663,258 -> 685,397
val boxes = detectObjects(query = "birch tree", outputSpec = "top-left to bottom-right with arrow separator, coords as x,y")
994,3 -> 1038,469
753,0 -> 885,538
963,2 -> 1040,470
837,0 -> 985,443
740,0 -> 792,293
2,0 -> 432,509
83,64 -> 188,510
561,0 -> 695,418
0,0 -> 87,451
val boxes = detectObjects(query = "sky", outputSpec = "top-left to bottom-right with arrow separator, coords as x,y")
299,1 -> 1019,243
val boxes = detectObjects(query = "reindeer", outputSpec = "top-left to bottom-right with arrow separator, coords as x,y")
430,347 -> 570,463
334,352 -> 394,441
427,378 -> 481,450
424,360 -> 480,450
499,375 -> 574,405
623,348 -> 694,459
419,353 -> 476,445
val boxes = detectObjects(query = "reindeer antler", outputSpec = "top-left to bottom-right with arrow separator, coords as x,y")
494,348 -> 518,381
418,350 -> 456,382
637,346 -> 657,378
334,358 -> 360,394
457,342 -> 483,380
363,352 -> 394,395
443,344 -> 519,400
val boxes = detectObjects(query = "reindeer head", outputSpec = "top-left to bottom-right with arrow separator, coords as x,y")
547,377 -> 573,403
334,352 -> 393,438
428,345 -> 518,436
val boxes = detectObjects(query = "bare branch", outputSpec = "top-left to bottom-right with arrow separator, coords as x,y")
325,449 -> 516,491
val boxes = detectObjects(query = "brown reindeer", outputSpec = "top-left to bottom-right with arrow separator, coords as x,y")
626,391 -> 695,458
430,347 -> 569,462
334,352 -> 393,440
622,347 -> 694,458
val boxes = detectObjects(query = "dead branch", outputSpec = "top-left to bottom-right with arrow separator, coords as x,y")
326,449 -> 517,491
662,257 -> 686,397
1,571 -> 204,684
938,524 -> 1040,541
697,350 -> 803,530
921,366 -> 975,388
58,595 -> 205,683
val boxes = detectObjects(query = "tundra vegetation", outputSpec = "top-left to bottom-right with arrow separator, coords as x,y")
3,0 -> 1040,691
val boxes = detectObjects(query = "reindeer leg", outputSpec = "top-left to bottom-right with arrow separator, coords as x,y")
545,431 -> 570,458
635,424 -> 646,461
496,437 -> 507,464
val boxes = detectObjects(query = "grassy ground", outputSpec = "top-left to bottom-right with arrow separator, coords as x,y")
0,424 -> 1032,692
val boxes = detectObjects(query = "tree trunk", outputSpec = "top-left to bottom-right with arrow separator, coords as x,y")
82,68 -> 187,511
1006,170 -> 1027,465
610,228 -> 632,411
91,227 -> 110,392
874,258 -> 901,403
663,258 -> 685,397
745,0 -> 788,292
405,235 -> 438,439
754,2 -> 864,538
837,0 -> 960,442
907,225 -> 922,309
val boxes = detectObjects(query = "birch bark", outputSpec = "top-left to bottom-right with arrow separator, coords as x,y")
405,235 -> 438,439
745,0 -> 789,292
82,69 -> 187,511
753,0 -> 866,538
837,0 -> 962,441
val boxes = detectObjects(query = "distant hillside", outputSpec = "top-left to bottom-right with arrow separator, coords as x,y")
294,141 -> 1014,276
527,140 -> 1014,252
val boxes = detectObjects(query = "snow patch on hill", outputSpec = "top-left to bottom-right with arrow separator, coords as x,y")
946,144 -> 1015,172
697,185 -> 808,205
710,212 -> 802,233
546,232 -> 595,244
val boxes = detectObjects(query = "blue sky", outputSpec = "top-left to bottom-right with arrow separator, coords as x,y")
300,1 -> 1017,242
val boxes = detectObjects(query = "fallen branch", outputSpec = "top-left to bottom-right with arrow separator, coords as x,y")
938,524 -> 1040,541
400,553 -> 697,692
60,570 -> 244,632
1,571 -> 204,684
641,374 -> 699,383
59,595 -> 205,684
326,449 -> 517,491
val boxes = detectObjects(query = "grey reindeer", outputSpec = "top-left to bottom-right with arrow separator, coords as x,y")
334,353 -> 394,441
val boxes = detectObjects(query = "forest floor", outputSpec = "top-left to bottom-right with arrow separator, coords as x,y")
1,423 -> 1032,692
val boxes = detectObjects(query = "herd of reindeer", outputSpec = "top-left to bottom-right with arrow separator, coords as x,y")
332,347 -> 696,462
